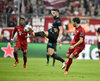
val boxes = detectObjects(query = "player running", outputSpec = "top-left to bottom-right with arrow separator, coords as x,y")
96,27 -> 100,62
64,17 -> 85,74
27,9 -> 66,69
10,17 -> 28,69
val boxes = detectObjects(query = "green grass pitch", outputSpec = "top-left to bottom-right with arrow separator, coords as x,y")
0,58 -> 100,81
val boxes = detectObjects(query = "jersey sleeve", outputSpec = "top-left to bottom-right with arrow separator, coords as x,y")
79,29 -> 85,38
57,20 -> 62,27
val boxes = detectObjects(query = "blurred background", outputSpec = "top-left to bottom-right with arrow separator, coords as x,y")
0,0 -> 100,59
0,0 -> 100,43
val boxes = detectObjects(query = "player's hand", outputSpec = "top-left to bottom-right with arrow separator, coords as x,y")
70,45 -> 75,49
29,27 -> 33,32
57,37 -> 61,43
10,39 -> 13,45
59,44 -> 62,49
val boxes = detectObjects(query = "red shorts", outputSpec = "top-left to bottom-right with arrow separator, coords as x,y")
67,46 -> 85,58
15,41 -> 27,53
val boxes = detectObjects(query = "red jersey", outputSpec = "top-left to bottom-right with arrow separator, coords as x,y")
14,25 -> 28,44
71,25 -> 85,47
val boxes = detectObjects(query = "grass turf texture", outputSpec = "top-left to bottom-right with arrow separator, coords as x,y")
0,58 -> 100,81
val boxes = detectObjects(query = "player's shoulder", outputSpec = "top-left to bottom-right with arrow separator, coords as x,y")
15,25 -> 20,28
79,25 -> 84,31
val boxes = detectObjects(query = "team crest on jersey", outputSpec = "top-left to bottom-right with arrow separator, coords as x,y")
80,32 -> 83,36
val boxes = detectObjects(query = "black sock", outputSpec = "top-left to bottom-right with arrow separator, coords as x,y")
98,52 -> 100,57
51,53 -> 65,63
35,31 -> 45,37
47,55 -> 49,62
53,58 -> 55,65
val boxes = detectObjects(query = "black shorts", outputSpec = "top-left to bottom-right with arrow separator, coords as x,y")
47,42 -> 57,52
98,42 -> 100,49
47,29 -> 58,43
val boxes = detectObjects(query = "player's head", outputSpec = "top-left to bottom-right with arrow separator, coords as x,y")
19,17 -> 25,26
51,9 -> 59,18
73,17 -> 80,28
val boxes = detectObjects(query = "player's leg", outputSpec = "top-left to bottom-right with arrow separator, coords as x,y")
97,42 -> 100,62
31,31 -> 48,38
98,49 -> 100,62
46,44 -> 49,65
52,51 -> 56,66
22,44 -> 27,69
13,43 -> 21,67
23,52 -> 27,69
64,53 -> 74,74
13,47 -> 19,67
64,48 -> 83,74
47,48 -> 65,69
46,54 -> 49,65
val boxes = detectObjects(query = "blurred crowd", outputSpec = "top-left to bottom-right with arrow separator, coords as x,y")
0,0 -> 100,43
0,0 -> 100,27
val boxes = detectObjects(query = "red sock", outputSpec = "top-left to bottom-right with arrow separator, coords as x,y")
14,52 -> 18,62
23,56 -> 27,65
65,58 -> 73,71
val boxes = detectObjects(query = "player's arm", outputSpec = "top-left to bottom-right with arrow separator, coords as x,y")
71,37 -> 83,48
10,27 -> 17,45
70,37 -> 83,49
70,30 -> 84,49
57,26 -> 62,43
96,31 -> 99,41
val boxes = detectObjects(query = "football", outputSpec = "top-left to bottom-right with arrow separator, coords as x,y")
24,24 -> 32,32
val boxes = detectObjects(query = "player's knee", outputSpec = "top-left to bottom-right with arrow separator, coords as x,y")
35,31 -> 45,37
98,49 -> 100,52
69,54 -> 74,58
66,54 -> 69,58
47,52 -> 52,56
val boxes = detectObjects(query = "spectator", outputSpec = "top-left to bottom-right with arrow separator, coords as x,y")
65,9 -> 72,16
0,31 -> 9,42
12,5 -> 18,14
6,1 -> 13,13
44,9 -> 50,16
37,0 -> 44,15
8,17 -> 16,27
61,30 -> 72,42
25,0 -> 33,13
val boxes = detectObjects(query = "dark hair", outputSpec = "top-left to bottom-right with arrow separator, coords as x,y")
20,17 -> 25,20
73,17 -> 80,24
51,9 -> 59,13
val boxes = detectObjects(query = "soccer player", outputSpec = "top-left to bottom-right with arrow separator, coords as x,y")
64,17 -> 85,74
46,37 -> 62,66
27,9 -> 66,69
96,27 -> 100,62
10,17 -> 28,69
